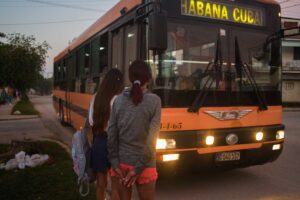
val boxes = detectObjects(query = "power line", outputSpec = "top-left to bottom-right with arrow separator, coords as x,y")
278,0 -> 292,4
0,0 -> 111,2
0,5 -> 104,7
0,2 -> 112,5
0,18 -> 97,26
24,0 -> 106,12
282,3 -> 300,9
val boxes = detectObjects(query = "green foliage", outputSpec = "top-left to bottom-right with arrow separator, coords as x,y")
0,141 -> 96,200
11,99 -> 39,115
34,74 -> 53,95
0,33 -> 50,94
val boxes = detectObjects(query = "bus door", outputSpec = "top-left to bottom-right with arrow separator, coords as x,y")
112,23 -> 138,87
65,56 -> 73,125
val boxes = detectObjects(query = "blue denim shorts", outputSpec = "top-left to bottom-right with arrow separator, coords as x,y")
91,134 -> 110,173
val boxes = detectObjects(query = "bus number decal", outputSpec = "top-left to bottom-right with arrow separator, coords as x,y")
161,123 -> 183,130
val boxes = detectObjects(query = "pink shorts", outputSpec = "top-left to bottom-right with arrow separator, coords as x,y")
110,163 -> 158,185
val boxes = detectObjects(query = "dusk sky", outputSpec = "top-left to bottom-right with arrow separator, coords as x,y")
0,0 -> 299,77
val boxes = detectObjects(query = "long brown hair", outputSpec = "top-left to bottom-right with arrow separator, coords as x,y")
129,60 -> 152,105
93,68 -> 123,134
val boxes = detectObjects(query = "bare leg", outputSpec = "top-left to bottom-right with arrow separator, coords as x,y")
136,181 -> 156,200
96,172 -> 108,200
110,176 -> 120,200
111,177 -> 132,200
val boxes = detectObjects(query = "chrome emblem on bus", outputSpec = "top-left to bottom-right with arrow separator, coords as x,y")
204,110 -> 253,121
226,134 -> 239,145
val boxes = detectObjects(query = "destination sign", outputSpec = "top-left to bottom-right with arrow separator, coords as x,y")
181,0 -> 265,26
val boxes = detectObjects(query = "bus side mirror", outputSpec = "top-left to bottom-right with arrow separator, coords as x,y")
148,13 -> 167,52
269,40 -> 280,67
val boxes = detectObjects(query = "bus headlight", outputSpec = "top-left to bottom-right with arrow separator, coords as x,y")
205,136 -> 215,146
255,132 -> 264,141
156,139 -> 176,149
272,144 -> 281,151
162,154 -> 179,162
276,130 -> 285,140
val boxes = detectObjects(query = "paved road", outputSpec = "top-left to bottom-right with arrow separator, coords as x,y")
21,96 -> 300,200
30,95 -> 74,147
0,118 -> 54,143
0,97 -> 54,143
156,112 -> 300,200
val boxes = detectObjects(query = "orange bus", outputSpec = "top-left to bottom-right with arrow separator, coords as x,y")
53,0 -> 285,168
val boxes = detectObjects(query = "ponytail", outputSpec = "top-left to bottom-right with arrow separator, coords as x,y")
130,81 -> 143,105
128,60 -> 152,106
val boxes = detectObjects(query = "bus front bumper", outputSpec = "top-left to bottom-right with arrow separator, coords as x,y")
156,140 -> 284,168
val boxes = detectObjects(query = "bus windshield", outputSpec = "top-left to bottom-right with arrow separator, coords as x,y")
149,20 -> 281,108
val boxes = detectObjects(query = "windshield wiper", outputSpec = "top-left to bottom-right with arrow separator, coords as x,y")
188,35 -> 223,113
235,37 -> 268,111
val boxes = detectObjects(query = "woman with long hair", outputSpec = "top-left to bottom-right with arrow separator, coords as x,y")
108,60 -> 161,200
89,68 -> 123,200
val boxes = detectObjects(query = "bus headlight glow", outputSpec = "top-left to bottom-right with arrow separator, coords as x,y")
162,154 -> 179,162
255,132 -> 264,141
205,136 -> 215,146
272,144 -> 281,151
156,139 -> 176,149
276,130 -> 285,140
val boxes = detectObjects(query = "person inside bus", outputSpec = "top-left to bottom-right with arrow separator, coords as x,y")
88,68 -> 123,200
108,60 -> 161,200
175,64 -> 195,90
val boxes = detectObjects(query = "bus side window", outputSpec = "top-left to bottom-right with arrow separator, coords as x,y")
99,33 -> 108,73
112,29 -> 124,70
111,24 -> 137,87
70,54 -> 76,79
124,24 -> 138,87
91,37 -> 101,76
77,47 -> 86,93
84,43 -> 91,76
54,62 -> 59,89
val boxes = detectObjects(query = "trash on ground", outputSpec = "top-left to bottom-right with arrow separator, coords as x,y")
13,110 -> 21,115
0,151 -> 49,170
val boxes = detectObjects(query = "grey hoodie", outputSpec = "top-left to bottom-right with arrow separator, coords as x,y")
107,89 -> 161,174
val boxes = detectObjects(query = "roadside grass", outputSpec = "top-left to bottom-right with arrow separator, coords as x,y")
0,141 -> 96,200
11,99 -> 39,115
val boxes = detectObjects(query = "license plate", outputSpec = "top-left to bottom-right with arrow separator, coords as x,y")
215,151 -> 240,162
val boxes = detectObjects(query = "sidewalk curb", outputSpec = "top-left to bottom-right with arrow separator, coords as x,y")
34,137 -> 71,155
0,115 -> 39,121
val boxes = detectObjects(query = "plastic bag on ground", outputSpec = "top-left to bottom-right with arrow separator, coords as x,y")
5,159 -> 18,170
27,154 -> 49,167
0,151 -> 49,170
15,151 -> 26,169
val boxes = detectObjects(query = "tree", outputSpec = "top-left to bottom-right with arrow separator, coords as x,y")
34,74 -> 53,95
0,43 -> 11,86
0,33 -> 50,99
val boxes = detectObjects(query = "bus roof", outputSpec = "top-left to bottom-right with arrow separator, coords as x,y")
54,0 -> 142,62
54,0 -> 279,62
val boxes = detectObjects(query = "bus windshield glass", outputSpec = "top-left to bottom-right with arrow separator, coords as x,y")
149,20 -> 281,108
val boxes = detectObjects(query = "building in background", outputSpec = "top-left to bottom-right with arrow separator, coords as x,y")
281,17 -> 300,106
